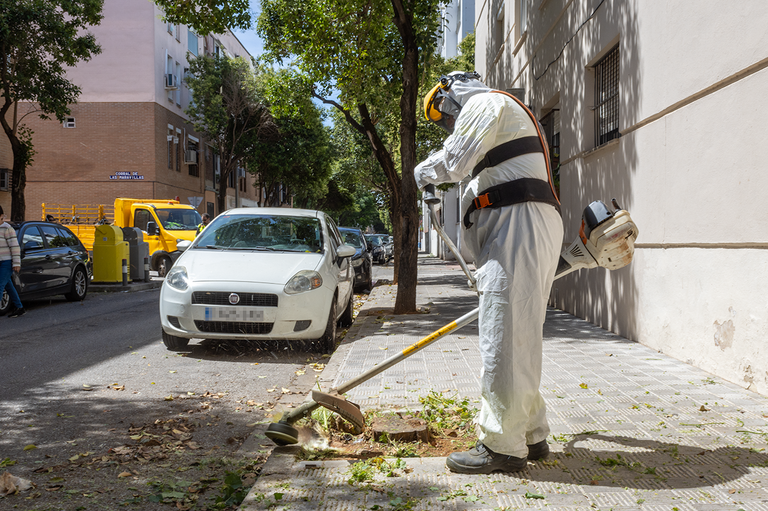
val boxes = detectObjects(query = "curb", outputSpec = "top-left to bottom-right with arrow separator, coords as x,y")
89,280 -> 163,293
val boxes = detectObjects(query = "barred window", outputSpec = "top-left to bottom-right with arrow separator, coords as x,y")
540,108 -> 560,176
594,45 -> 620,146
0,168 -> 8,190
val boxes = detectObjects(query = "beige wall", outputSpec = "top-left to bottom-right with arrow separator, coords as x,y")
475,0 -> 768,394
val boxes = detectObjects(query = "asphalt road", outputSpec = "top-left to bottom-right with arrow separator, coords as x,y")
0,286 -> 328,468
0,262 -> 394,472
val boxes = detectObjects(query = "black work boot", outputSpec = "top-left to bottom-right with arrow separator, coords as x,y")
527,440 -> 550,461
446,441 -> 527,474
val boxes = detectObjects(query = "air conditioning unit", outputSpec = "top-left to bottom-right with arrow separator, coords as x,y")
184,150 -> 197,164
165,73 -> 178,90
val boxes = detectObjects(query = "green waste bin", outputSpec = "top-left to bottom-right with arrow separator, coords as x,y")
93,225 -> 129,283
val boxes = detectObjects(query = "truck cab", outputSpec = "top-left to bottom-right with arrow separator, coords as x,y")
116,199 -> 201,276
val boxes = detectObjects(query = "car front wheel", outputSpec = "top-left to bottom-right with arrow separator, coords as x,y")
0,289 -> 10,315
65,266 -> 89,301
162,330 -> 190,350
312,299 -> 337,354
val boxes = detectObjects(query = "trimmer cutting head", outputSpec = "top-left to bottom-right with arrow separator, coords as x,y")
263,391 -> 365,446
265,421 -> 300,446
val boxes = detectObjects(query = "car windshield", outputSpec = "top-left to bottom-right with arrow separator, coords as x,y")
365,236 -> 382,246
155,208 -> 202,231
340,230 -> 363,248
194,214 -> 323,253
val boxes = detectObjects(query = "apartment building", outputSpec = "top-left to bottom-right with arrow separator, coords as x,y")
13,0 -> 263,222
474,0 -> 768,394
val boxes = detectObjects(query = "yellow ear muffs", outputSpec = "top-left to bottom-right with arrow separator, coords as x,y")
424,82 -> 445,122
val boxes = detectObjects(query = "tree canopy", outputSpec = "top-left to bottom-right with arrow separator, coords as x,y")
250,67 -> 333,208
0,0 -> 103,221
152,0 -> 252,35
184,55 -> 278,213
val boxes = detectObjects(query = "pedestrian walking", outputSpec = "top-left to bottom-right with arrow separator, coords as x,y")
0,205 -> 25,318
416,71 -> 563,473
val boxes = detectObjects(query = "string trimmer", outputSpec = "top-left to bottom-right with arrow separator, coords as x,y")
265,187 -> 639,445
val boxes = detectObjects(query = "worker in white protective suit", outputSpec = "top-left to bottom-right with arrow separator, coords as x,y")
415,71 -> 564,474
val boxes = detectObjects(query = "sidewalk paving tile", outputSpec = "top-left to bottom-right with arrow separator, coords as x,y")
241,256 -> 768,511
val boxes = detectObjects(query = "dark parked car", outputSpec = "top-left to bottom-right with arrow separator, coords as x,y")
0,221 -> 90,314
364,234 -> 386,264
340,227 -> 373,292
365,233 -> 392,264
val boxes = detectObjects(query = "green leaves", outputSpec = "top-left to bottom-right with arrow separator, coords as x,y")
153,0 -> 252,35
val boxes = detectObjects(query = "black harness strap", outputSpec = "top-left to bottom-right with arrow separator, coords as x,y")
471,136 -> 543,178
463,178 -> 561,229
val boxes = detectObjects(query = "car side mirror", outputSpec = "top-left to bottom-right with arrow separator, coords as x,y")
177,240 -> 191,252
147,222 -> 158,236
336,244 -> 356,265
337,244 -> 356,259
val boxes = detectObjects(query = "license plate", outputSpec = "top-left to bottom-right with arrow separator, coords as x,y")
204,307 -> 264,322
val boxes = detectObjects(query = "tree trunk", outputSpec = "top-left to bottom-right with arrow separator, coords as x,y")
391,0 -> 420,314
217,169 -> 229,213
0,102 -> 27,222
10,151 -> 27,222
10,138 -> 27,222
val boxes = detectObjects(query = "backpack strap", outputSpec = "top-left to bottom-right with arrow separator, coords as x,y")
463,178 -> 561,229
471,136 -> 544,178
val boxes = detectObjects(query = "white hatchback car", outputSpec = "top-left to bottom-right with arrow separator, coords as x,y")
159,208 -> 356,353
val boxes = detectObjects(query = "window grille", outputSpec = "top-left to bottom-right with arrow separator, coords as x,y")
167,131 -> 174,169
540,108 -> 560,176
0,168 -> 8,190
176,135 -> 181,172
188,142 -> 199,177
594,45 -> 620,146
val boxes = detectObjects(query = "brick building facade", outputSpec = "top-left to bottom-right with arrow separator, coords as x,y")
11,0 -> 264,222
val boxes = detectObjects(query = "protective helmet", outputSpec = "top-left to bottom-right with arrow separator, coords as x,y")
423,71 -> 482,134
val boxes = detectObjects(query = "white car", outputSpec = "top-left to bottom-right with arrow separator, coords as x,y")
159,208 -> 356,353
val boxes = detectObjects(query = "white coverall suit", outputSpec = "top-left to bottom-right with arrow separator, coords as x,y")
415,79 -> 564,459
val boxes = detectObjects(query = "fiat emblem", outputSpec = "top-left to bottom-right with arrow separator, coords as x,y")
228,293 -> 240,305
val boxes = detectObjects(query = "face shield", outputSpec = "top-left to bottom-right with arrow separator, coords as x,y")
423,71 -> 483,134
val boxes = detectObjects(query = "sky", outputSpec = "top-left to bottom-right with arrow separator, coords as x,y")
232,27 -> 264,59
232,1 -> 264,59
231,2 -> 338,123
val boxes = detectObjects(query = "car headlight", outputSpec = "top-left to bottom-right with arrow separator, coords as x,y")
351,257 -> 363,267
166,266 -> 189,291
284,270 -> 323,295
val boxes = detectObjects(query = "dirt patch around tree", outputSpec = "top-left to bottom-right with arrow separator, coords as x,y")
294,391 -> 479,462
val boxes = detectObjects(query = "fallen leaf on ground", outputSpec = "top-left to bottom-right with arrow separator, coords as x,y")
1,471 -> 34,494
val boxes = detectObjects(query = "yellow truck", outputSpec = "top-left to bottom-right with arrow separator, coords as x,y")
42,198 -> 202,276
